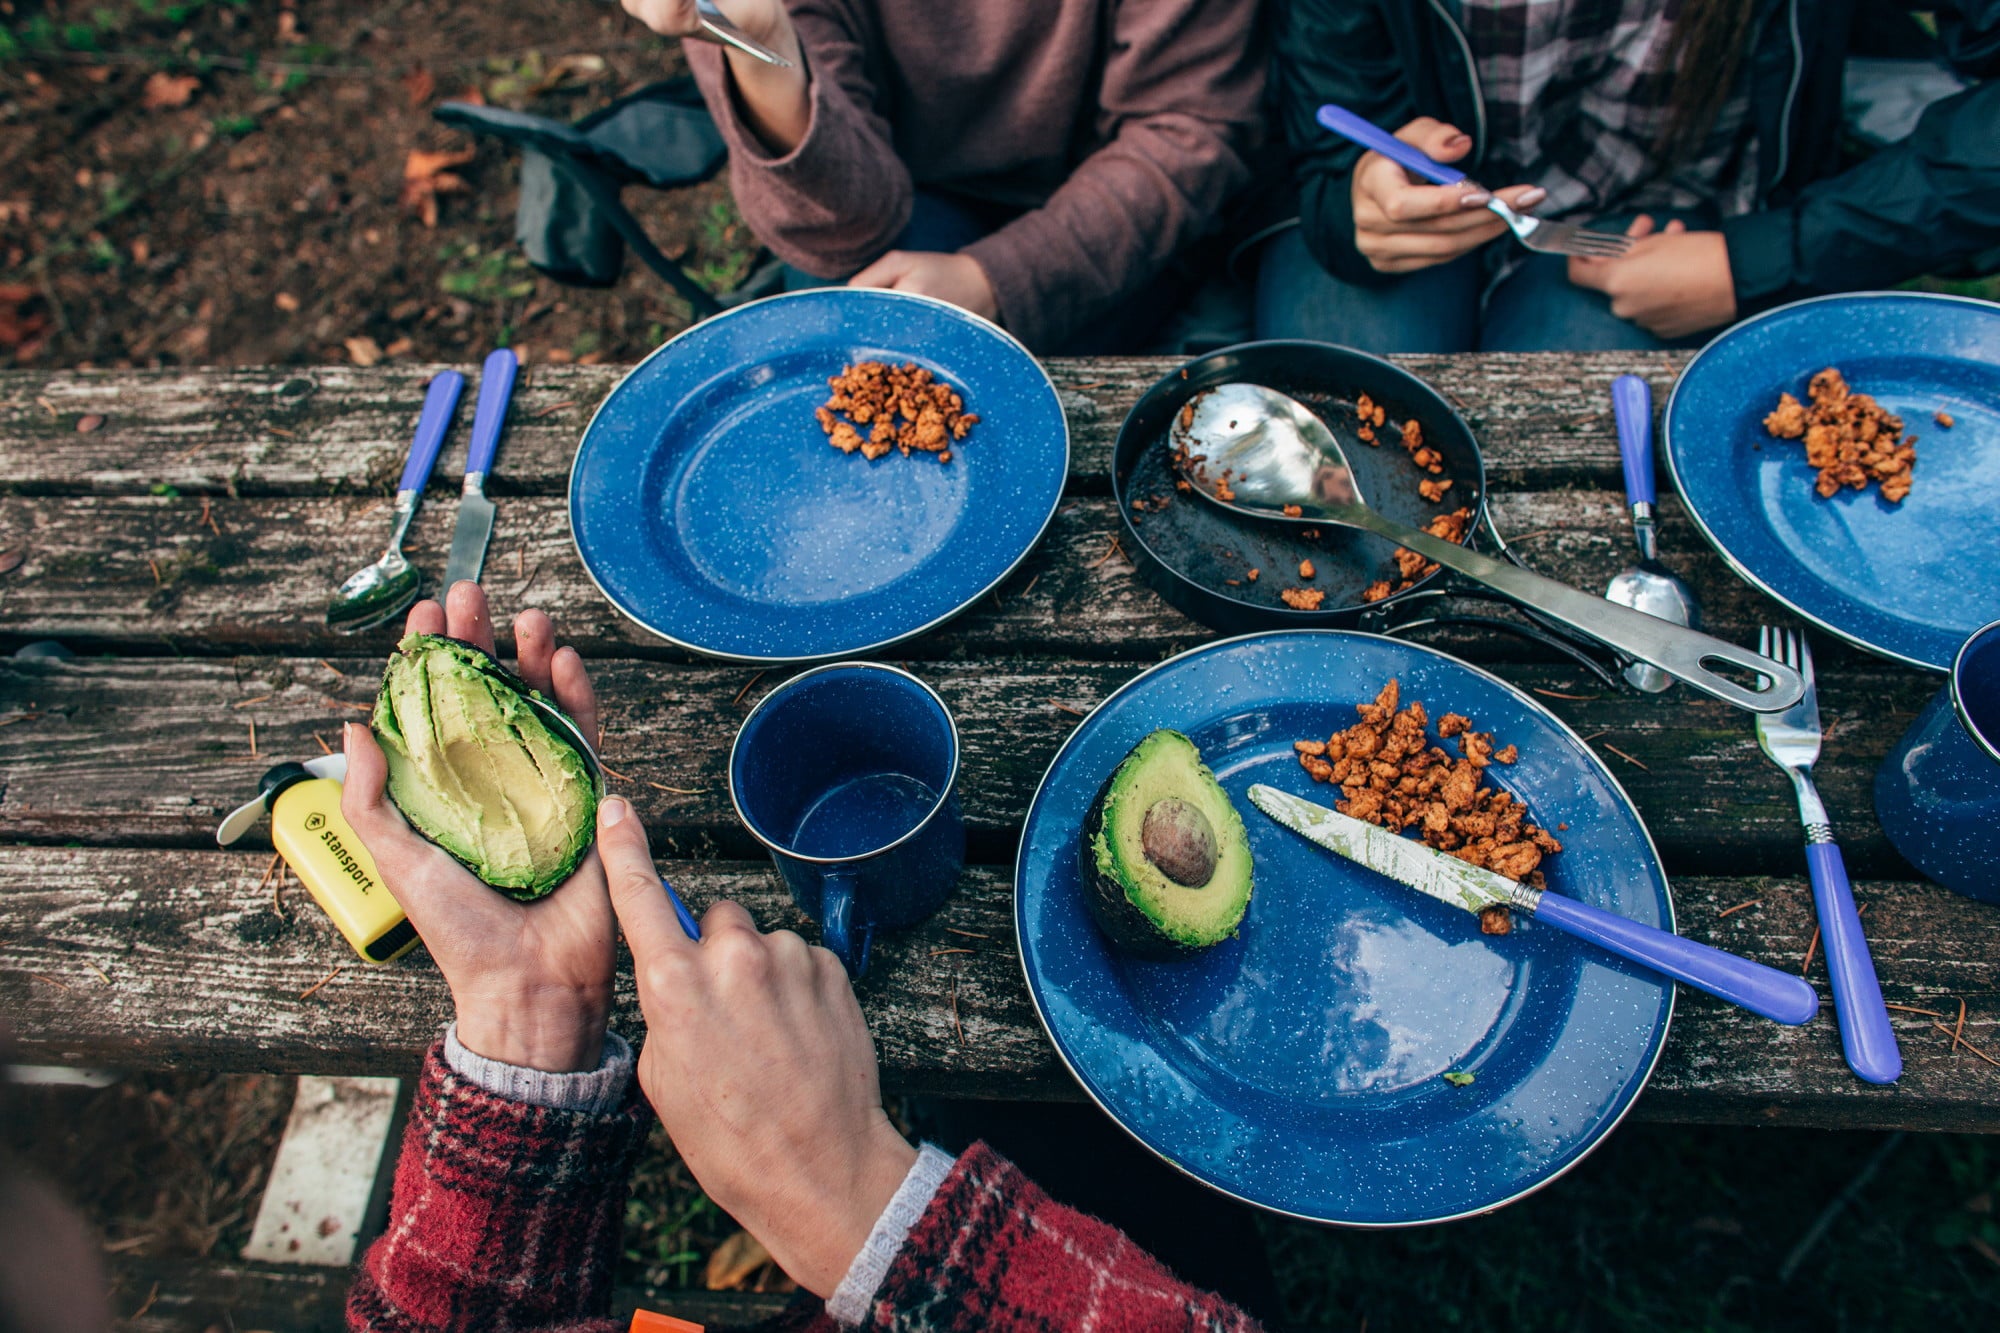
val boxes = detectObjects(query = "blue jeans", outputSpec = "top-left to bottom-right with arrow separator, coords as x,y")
1253,223 -> 1712,353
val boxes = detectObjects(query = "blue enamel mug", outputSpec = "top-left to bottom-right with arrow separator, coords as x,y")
729,662 -> 965,977
1875,619 -> 2000,906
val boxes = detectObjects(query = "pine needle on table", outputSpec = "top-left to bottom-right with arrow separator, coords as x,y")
298,964 -> 346,1001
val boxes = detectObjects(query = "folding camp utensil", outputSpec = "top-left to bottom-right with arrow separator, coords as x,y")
327,371 -> 464,633
690,0 -> 793,66
1247,784 -> 1820,1025
443,348 -> 518,589
1315,104 -> 1632,259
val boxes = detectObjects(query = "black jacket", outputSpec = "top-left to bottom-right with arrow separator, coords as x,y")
1273,0 -> 2000,309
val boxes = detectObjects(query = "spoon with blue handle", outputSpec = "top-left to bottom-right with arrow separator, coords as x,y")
1314,103 -> 1631,259
1250,784 -> 1821,1026
327,371 -> 465,633
1604,375 -> 1702,692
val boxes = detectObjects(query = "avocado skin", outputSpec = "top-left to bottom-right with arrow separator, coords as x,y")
1081,769 -> 1200,960
372,633 -> 598,901
1079,729 -> 1252,959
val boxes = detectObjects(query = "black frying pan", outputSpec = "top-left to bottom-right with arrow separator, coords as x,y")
1114,341 -> 1488,635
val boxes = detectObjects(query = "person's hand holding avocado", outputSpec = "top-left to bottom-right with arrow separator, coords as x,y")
342,582 -> 616,1074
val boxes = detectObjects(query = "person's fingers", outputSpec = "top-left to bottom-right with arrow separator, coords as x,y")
1663,218 -> 1688,234
1356,161 -> 1488,227
512,609 -> 556,697
598,796 -> 689,963
444,581 -> 496,653
1364,221 -> 1506,263
1569,249 -> 1614,289
698,898 -> 760,938
404,598 -> 446,639
1491,184 -> 1549,213
848,251 -> 917,290
622,0 -> 701,37
550,646 -> 600,752
1393,116 -> 1471,163
1626,214 -> 1658,239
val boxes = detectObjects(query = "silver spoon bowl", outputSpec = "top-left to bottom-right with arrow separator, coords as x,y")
327,370 -> 465,634
1175,382 -> 1802,713
1602,374 -> 1701,693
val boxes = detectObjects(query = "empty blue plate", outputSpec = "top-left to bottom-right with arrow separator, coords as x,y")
1665,292 -> 2000,671
1016,631 -> 1674,1226
570,289 -> 1068,662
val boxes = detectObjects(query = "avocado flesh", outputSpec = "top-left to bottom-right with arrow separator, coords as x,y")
373,634 -> 597,900
1084,729 -> 1252,957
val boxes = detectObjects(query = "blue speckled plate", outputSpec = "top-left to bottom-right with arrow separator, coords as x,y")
1016,631 -> 1674,1226
570,289 -> 1068,663
1665,292 -> 2000,671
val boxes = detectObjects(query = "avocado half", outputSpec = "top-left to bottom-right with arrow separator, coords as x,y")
1080,729 -> 1253,958
372,633 -> 599,900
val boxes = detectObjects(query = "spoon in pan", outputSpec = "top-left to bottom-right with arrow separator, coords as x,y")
327,372 -> 465,634
1174,383 -> 1802,713
1604,375 -> 1701,693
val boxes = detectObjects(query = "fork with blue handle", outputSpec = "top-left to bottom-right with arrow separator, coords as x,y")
1754,625 -> 1901,1083
1315,104 -> 1632,260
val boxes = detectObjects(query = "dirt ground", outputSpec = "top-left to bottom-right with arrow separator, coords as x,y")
0,0 -> 756,374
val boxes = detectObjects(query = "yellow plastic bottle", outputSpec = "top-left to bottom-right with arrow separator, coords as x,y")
265,767 -> 419,964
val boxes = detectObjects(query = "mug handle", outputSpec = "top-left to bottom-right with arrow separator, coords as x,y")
821,871 -> 875,980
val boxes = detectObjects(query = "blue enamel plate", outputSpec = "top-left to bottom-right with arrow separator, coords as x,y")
1665,292 -> 2000,671
1016,631 -> 1674,1226
570,289 -> 1068,663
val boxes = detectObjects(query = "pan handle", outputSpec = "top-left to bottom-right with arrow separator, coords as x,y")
1333,504 -> 1803,712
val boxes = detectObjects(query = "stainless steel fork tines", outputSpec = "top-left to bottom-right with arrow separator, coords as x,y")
1753,625 -> 1832,839
1485,197 -> 1632,259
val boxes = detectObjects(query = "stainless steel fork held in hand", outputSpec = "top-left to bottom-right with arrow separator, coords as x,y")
1316,104 -> 1632,260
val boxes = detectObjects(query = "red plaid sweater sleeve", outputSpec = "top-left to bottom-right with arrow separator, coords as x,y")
349,1045 -> 1256,1331
346,1041 -> 649,1333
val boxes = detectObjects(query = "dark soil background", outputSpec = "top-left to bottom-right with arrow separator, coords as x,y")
3,2 -> 1999,1329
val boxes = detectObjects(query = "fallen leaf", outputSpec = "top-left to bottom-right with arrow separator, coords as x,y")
275,292 -> 300,312
400,145 -> 477,228
401,65 -> 436,109
277,11 -> 306,44
708,1224 -> 792,1288
0,201 -> 29,225
344,336 -> 384,368
384,337 -> 414,357
142,72 -> 200,110
76,414 -> 105,433
0,549 -> 24,576
0,284 -> 49,353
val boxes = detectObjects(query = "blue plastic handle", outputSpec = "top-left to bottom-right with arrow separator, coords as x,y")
465,348 -> 518,478
1804,841 -> 1902,1083
399,371 -> 465,493
1316,104 -> 1467,187
661,876 -> 703,942
1533,890 -> 1819,1025
1612,374 -> 1655,509
821,871 -> 874,980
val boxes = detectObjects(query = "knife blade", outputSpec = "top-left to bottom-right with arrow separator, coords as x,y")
443,348 -> 518,589
1245,783 -> 1819,1026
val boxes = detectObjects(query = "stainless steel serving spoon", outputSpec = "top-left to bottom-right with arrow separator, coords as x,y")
1174,382 -> 1803,713
327,372 -> 464,634
1604,375 -> 1701,693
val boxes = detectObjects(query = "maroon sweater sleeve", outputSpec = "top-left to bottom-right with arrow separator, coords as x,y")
959,0 -> 1265,351
346,1042 -> 650,1333
845,1142 -> 1264,1331
684,10 -> 914,282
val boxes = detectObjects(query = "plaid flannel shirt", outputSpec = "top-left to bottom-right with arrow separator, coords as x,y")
1459,0 -> 1762,221
349,1042 -> 1260,1332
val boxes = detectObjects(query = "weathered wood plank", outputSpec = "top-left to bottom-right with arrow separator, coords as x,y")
0,487 -> 1901,672
2,353 -> 1689,498
107,1254 -> 798,1333
0,654 -> 1934,876
7,849 -> 1997,1131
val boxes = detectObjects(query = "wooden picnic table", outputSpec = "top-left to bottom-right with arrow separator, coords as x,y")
1,353 -> 1996,1135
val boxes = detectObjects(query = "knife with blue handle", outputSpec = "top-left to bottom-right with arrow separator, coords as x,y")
443,348 -> 518,589
1247,785 -> 1820,1026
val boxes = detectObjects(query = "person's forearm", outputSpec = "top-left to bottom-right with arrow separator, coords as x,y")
720,36 -> 811,154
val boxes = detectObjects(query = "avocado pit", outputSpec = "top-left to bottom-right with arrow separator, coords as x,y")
1141,797 -> 1217,887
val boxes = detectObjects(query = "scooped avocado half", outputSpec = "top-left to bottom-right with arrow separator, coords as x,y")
372,633 -> 599,900
1081,729 -> 1253,957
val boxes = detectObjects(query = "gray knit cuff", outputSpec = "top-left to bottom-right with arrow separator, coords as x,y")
442,1022 -> 634,1115
826,1142 -> 956,1327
